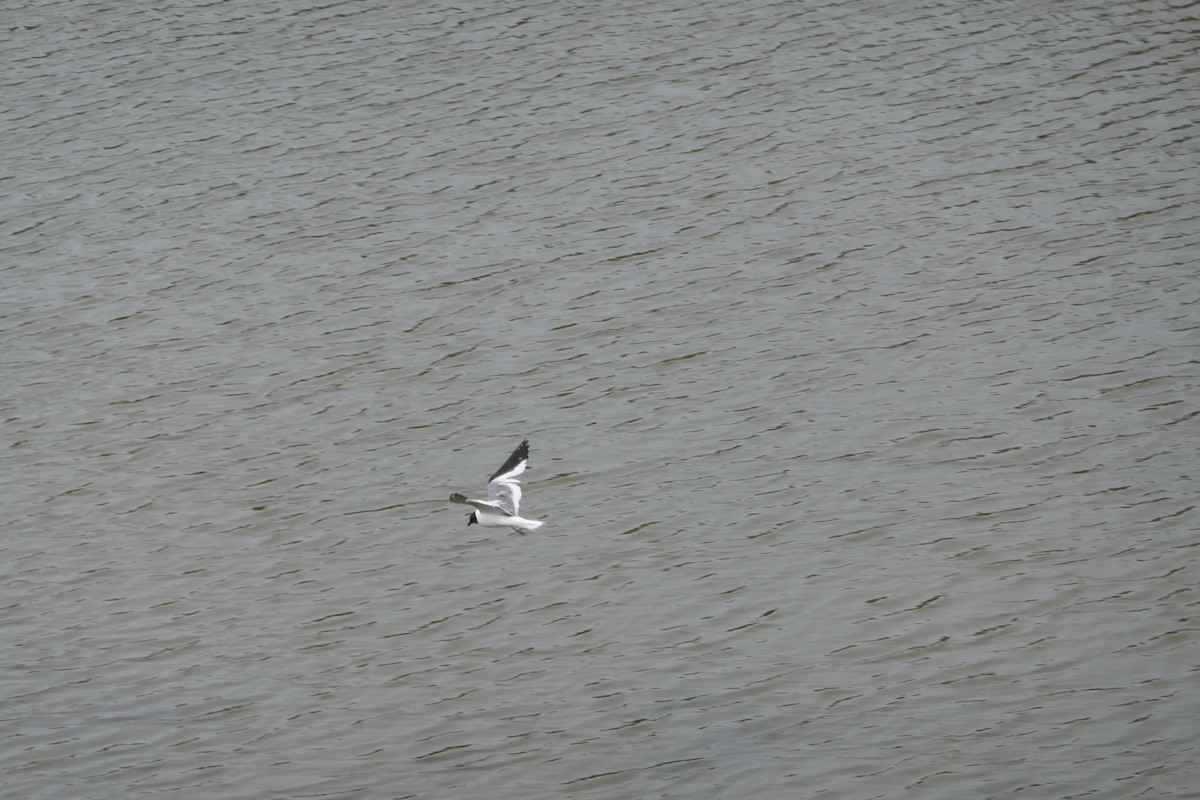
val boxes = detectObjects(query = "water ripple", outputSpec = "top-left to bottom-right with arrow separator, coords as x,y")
3,0 -> 1198,798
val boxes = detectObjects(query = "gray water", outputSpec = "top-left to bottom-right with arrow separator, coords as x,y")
2,1 -> 1197,798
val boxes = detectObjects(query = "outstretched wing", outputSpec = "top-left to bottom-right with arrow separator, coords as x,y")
486,439 -> 529,516
449,492 -> 512,516
489,440 -> 529,483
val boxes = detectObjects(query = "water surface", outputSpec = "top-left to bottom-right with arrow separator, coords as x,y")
3,1 -> 1197,798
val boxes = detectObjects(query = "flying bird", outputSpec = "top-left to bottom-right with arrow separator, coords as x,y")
449,439 -> 544,534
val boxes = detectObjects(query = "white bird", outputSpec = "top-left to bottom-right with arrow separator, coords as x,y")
449,439 -> 545,534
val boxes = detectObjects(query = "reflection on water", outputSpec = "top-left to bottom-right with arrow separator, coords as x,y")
3,0 -> 1196,798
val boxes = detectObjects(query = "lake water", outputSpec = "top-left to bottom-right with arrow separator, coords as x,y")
3,1 -> 1197,798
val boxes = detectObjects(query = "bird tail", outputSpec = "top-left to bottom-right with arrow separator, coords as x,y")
517,518 -> 545,531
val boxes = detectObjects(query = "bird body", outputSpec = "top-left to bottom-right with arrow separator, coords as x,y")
449,439 -> 544,534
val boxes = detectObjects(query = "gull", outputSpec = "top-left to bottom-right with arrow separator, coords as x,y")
449,439 -> 545,534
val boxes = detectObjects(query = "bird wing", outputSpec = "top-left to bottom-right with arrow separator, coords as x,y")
487,478 -> 521,516
489,439 -> 529,484
486,440 -> 529,516
449,492 -> 512,516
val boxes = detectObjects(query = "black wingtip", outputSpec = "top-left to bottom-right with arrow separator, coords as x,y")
489,439 -> 531,482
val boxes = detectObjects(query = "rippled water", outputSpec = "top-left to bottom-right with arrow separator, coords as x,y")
3,1 -> 1197,798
